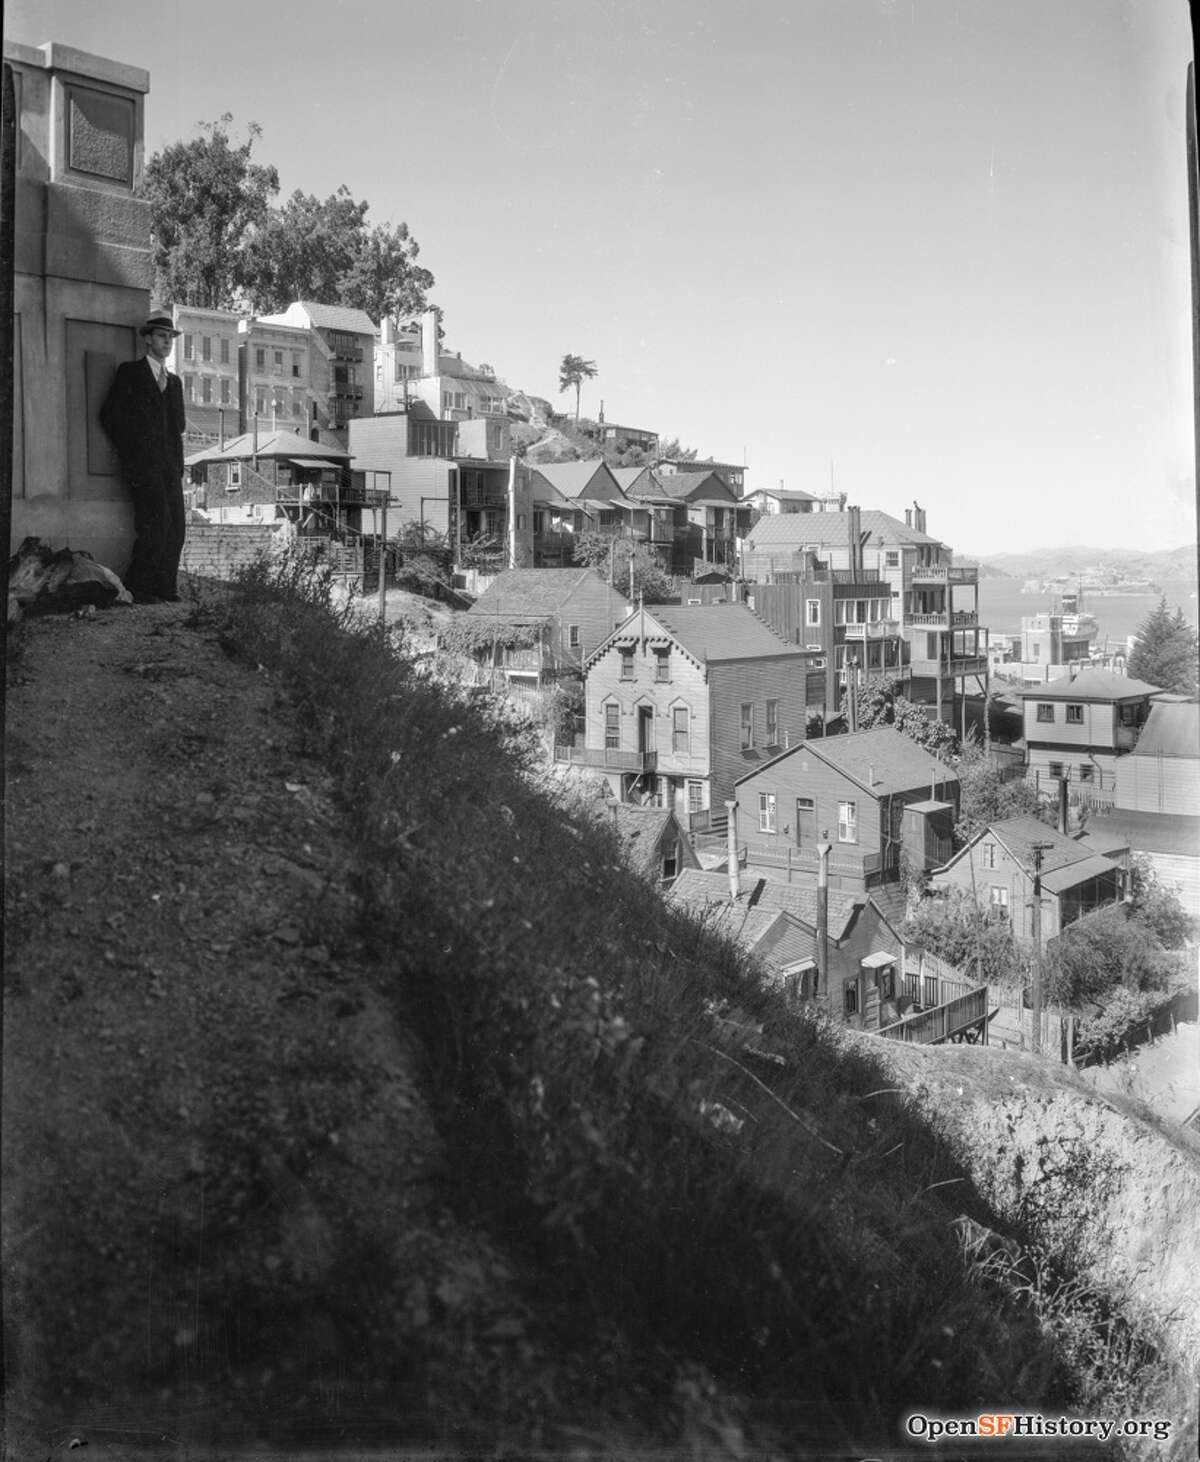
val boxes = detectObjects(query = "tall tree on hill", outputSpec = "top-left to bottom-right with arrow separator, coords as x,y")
239,190 -> 435,319
1127,597 -> 1199,697
142,115 -> 278,310
144,121 -> 435,321
558,354 -> 598,423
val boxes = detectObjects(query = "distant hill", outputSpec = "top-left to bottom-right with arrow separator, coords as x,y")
962,545 -> 1198,582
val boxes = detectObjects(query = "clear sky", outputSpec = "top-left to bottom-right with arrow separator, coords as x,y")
7,0 -> 1198,557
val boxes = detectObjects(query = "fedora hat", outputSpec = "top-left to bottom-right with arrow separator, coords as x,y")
140,311 -> 182,337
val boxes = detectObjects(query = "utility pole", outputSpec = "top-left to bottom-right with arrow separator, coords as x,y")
1028,842 -> 1054,1056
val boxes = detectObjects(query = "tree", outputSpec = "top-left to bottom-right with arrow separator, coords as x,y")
1127,854 -> 1195,948
852,675 -> 957,755
902,888 -> 1024,986
145,121 -> 435,321
953,736 -> 1048,845
572,534 -> 674,603
558,355 -> 598,424
142,115 -> 279,310
1044,904 -> 1178,1008
240,189 -> 435,320
1127,597 -> 1199,697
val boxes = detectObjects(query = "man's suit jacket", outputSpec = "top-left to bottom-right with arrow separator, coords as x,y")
99,357 -> 187,486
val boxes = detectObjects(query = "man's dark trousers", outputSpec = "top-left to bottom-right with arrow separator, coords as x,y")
99,357 -> 187,599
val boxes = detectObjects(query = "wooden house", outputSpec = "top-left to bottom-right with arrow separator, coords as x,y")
464,568 -> 630,691
930,814 -> 1127,940
732,726 -> 959,894
1019,668 -> 1162,792
563,602 -> 823,822
608,803 -> 700,885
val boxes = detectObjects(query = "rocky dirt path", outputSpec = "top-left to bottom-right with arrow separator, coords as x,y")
2,599 -> 562,1458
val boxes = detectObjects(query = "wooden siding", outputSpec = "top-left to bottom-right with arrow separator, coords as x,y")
1115,753 -> 1200,817
1022,697 -> 1137,752
546,578 -> 630,672
709,659 -> 812,809
584,640 -> 711,782
1026,744 -> 1125,788
735,751 -> 941,891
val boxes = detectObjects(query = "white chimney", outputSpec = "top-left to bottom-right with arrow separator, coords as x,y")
421,309 -> 439,377
726,801 -> 740,900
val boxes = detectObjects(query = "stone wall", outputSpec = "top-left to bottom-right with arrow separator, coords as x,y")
181,522 -> 290,582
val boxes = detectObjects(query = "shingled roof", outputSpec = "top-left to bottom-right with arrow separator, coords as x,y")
466,568 -> 615,622
1018,669 -> 1161,701
635,603 -> 803,664
744,509 -> 946,551
1129,701 -> 1198,756
739,727 -> 957,799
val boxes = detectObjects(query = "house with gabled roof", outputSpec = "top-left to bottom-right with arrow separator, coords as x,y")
624,469 -> 751,574
559,602 -> 824,821
667,867 -> 908,1027
731,726 -> 959,895
464,568 -> 630,690
607,803 -> 700,885
931,813 -> 1127,940
528,460 -> 647,566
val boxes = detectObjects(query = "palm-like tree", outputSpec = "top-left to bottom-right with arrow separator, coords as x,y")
558,354 -> 598,424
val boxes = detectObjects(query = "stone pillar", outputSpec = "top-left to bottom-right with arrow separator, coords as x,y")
6,40 -> 153,567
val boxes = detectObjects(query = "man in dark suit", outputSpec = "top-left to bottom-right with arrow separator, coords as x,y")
99,310 -> 188,604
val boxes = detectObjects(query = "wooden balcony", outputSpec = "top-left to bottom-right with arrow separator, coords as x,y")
909,564 -> 979,585
906,610 -> 979,629
554,745 -> 657,773
843,620 -> 901,640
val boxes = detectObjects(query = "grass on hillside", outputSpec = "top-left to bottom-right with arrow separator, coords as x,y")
191,555 -> 1176,1451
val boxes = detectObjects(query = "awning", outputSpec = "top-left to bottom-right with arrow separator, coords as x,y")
289,458 -> 343,470
1040,856 -> 1121,894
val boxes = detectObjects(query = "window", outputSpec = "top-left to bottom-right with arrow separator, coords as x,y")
201,376 -> 212,403
533,510 -> 545,534
255,389 -> 266,415
1036,703 -> 1055,723
219,378 -> 231,405
1066,704 -> 1084,724
220,337 -> 230,365
834,600 -> 846,625
183,374 -> 196,402
274,350 -> 284,372
837,800 -> 857,843
876,965 -> 896,1000
765,699 -> 779,745
654,650 -> 670,682
1079,763 -> 1095,783
201,335 -> 212,363
759,792 -> 777,834
805,598 -> 821,626
740,703 -> 754,750
844,980 -> 859,1016
568,625 -> 580,649
1048,761 -> 1065,779
229,463 -> 242,487
604,704 -> 620,751
687,780 -> 705,814
292,401 -> 302,418
293,353 -> 302,378
619,649 -> 634,681
981,842 -> 996,869
183,333 -> 194,361
672,707 -> 690,754
885,550 -> 900,567
255,347 -> 266,369
989,887 -> 1009,919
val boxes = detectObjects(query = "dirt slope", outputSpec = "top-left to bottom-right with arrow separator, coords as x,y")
1,599 -> 612,1455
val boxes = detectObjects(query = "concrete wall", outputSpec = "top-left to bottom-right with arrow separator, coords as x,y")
7,41 -> 154,570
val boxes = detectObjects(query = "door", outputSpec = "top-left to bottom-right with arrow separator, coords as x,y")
637,705 -> 654,757
795,796 -> 816,848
